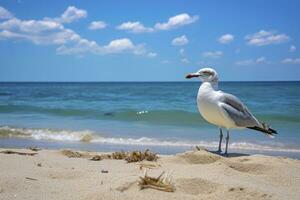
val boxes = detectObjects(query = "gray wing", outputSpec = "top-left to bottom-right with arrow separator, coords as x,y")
219,92 -> 260,127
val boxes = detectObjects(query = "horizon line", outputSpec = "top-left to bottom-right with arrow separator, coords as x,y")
0,80 -> 300,83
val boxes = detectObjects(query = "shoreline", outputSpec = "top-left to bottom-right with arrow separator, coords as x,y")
2,136 -> 300,160
1,147 -> 300,200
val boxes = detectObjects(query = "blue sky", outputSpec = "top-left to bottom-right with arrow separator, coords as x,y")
0,0 -> 300,81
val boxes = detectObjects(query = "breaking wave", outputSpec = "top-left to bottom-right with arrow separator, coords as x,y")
1,126 -> 300,153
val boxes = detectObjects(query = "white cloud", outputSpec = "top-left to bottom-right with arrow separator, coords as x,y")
0,7 -> 149,56
57,38 -> 147,56
179,48 -> 184,56
116,21 -> 153,33
147,52 -> 157,57
235,57 -> 267,66
88,21 -> 107,30
58,6 -> 87,23
0,18 -> 79,45
171,35 -> 188,46
202,51 -> 223,58
101,38 -> 135,53
289,45 -> 296,52
235,59 -> 253,66
155,13 -> 198,30
256,57 -> 266,63
117,13 -> 198,33
0,6 -> 13,19
181,58 -> 189,63
281,58 -> 300,64
56,38 -> 98,55
245,30 -> 289,46
218,34 -> 234,44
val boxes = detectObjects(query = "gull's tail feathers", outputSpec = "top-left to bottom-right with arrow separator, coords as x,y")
247,122 -> 278,138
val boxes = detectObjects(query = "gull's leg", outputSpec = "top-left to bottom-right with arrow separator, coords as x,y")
225,130 -> 230,155
218,128 -> 223,152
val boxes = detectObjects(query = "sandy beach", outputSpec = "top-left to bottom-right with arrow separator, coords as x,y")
0,148 -> 300,200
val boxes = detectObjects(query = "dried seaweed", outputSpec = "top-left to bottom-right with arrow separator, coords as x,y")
126,149 -> 157,163
138,171 -> 175,192
0,150 -> 37,156
112,151 -> 127,160
90,149 -> 158,163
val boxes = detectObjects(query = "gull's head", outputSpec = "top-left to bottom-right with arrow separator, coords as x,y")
185,68 -> 219,83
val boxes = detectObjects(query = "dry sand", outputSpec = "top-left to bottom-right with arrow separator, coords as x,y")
0,148 -> 300,200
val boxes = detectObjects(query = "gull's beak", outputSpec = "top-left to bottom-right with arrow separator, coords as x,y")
185,73 -> 200,79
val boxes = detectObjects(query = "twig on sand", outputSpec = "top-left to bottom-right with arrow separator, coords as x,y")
60,150 -> 91,158
25,177 -> 38,181
138,170 -> 175,192
139,162 -> 161,170
195,146 -> 207,151
0,150 -> 37,156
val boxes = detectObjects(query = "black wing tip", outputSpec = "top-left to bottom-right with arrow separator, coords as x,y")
269,127 -> 278,134
247,126 -> 278,136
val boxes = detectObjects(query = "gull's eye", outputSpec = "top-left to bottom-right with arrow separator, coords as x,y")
202,71 -> 211,76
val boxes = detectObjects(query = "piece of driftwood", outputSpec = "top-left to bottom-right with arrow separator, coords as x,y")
61,150 -> 83,158
28,146 -> 41,151
90,155 -> 102,161
60,150 -> 92,158
0,150 -> 37,156
138,171 -> 175,192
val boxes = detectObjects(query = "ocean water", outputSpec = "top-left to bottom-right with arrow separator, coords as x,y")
0,82 -> 300,158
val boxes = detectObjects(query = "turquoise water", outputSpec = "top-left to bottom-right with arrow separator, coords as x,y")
0,82 -> 299,157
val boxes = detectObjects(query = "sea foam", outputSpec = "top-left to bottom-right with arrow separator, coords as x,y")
1,126 -> 300,153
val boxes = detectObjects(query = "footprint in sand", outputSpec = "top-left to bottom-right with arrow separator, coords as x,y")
115,181 -> 137,192
176,178 -> 219,195
225,187 -> 272,200
225,161 -> 268,175
48,170 -> 84,180
175,150 -> 223,165
177,178 -> 272,199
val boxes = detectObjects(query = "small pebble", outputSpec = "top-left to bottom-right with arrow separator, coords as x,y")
101,170 -> 108,173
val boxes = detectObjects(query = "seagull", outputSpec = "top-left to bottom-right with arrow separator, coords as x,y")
186,68 -> 277,154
